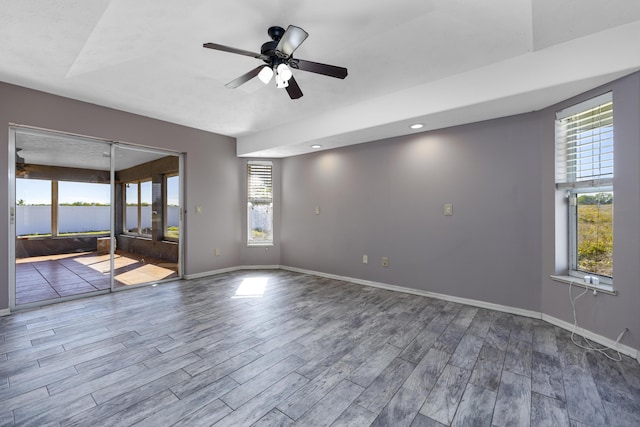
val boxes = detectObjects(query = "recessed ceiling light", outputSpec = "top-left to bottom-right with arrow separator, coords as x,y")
410,123 -> 424,129
311,144 -> 322,149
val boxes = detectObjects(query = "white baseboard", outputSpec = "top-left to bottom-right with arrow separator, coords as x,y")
0,308 -> 10,317
281,266 -> 540,319
542,313 -> 638,361
238,264 -> 281,271
184,265 -> 281,280
281,265 -> 639,361
184,267 -> 239,280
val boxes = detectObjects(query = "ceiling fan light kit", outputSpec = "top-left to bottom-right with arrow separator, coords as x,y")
276,63 -> 293,82
258,66 -> 274,84
275,73 -> 289,89
203,25 -> 347,99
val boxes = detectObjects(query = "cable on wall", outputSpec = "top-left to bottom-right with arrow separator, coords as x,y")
568,279 -> 624,362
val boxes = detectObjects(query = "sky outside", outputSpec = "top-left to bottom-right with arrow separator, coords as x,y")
16,178 -> 180,205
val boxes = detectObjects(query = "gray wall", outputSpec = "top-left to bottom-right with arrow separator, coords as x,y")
281,113 -> 543,311
0,81 -> 242,310
280,73 -> 640,350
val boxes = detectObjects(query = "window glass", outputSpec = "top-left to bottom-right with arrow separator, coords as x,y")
124,180 -> 152,236
165,175 -> 180,239
140,180 -> 152,235
574,192 -> 613,277
58,181 -> 110,235
16,178 -> 51,237
125,182 -> 139,233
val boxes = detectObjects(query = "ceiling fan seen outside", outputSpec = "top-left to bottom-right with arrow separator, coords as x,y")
203,25 -> 348,99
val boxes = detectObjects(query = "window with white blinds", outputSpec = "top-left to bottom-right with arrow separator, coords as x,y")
248,161 -> 273,202
555,93 -> 613,189
555,92 -> 615,281
247,161 -> 273,245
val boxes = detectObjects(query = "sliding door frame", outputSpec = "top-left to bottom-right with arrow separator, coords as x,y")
8,127 -> 16,312
111,142 -> 184,292
7,124 -> 184,310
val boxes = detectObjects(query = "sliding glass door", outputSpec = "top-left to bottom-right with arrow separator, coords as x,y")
10,127 -> 183,309
13,128 -> 113,306
112,144 -> 181,289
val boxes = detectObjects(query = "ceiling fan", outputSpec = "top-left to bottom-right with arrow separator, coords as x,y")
203,25 -> 348,99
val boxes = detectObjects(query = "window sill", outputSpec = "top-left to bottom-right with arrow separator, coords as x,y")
120,234 -> 152,241
247,242 -> 274,248
550,275 -> 616,296
17,234 -> 109,240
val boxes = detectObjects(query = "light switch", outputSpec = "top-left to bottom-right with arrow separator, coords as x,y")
315,206 -> 320,215
444,204 -> 453,216
196,206 -> 203,215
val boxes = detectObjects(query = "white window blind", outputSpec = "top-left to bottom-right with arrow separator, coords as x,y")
555,93 -> 613,189
247,161 -> 273,203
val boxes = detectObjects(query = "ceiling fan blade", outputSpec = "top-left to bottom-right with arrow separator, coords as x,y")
203,42 -> 266,60
285,76 -> 303,99
290,59 -> 348,79
275,25 -> 308,58
225,66 -> 264,89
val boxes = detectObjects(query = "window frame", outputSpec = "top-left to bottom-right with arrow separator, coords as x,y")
555,92 -> 614,284
123,178 -> 152,238
163,173 -> 179,242
567,188 -> 613,284
247,160 -> 274,247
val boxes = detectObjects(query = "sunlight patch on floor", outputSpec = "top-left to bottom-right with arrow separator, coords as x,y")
233,277 -> 268,298
115,264 -> 175,286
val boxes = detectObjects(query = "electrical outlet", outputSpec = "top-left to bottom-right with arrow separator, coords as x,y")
382,256 -> 389,267
363,255 -> 368,264
315,206 -> 320,215
215,248 -> 221,256
444,204 -> 453,216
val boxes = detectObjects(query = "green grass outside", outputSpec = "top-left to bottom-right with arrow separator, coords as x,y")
165,226 -> 179,239
577,204 -> 613,277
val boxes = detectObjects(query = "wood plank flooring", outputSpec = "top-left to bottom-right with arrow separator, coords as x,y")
1,269 -> 639,426
15,251 -> 178,305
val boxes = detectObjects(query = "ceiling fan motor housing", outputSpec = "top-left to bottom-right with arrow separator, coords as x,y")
261,41 -> 278,60
267,26 -> 286,41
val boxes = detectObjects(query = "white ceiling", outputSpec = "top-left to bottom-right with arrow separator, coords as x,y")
2,0 -> 640,158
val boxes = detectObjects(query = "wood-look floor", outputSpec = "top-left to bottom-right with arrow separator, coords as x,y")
15,251 -> 178,305
1,270 -> 639,426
